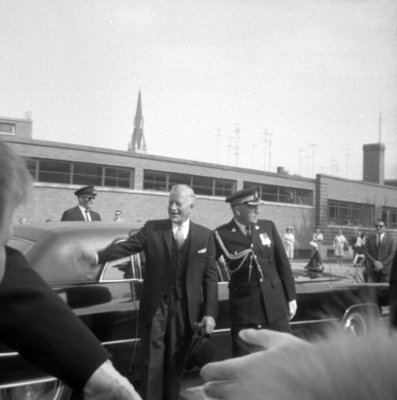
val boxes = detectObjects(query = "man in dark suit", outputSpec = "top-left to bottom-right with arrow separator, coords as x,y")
364,219 -> 395,283
61,185 -> 102,221
85,184 -> 218,400
215,187 -> 297,357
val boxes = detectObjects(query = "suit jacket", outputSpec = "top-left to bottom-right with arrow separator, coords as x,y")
61,206 -> 101,221
364,233 -> 396,275
0,247 -> 109,390
215,219 -> 296,324
98,219 -> 218,329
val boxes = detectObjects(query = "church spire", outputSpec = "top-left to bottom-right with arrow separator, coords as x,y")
128,90 -> 147,153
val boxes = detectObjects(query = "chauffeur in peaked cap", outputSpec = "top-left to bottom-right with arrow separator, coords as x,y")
215,187 -> 297,357
61,185 -> 102,221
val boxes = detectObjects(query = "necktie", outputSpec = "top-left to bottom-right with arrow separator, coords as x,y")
175,226 -> 185,249
245,225 -> 252,241
85,209 -> 91,222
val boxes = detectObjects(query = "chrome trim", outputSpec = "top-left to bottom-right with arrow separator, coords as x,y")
0,338 -> 141,359
290,318 -> 337,325
0,376 -> 58,390
102,338 -> 140,346
0,351 -> 19,358
212,328 -> 231,334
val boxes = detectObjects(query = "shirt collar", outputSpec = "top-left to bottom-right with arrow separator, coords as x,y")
234,218 -> 248,234
79,205 -> 89,213
172,220 -> 190,238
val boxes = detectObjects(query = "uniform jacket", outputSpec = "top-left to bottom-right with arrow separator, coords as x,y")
0,247 -> 109,390
61,206 -> 101,221
215,219 -> 296,324
364,232 -> 395,275
98,219 -> 218,329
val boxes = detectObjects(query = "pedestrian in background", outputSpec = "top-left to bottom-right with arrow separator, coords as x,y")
283,226 -> 295,263
61,185 -> 101,221
364,220 -> 395,283
311,227 -> 324,253
214,188 -> 297,357
0,140 -> 141,400
333,229 -> 347,266
349,229 -> 365,267
112,209 -> 123,222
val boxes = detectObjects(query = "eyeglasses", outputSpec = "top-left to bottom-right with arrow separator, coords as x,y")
81,196 -> 95,201
375,224 -> 384,228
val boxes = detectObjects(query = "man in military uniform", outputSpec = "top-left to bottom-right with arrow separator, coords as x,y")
215,187 -> 297,356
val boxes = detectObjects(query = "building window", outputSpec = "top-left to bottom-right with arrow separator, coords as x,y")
104,167 -> 133,188
214,179 -> 236,197
382,207 -> 397,229
328,200 -> 374,227
244,182 -> 313,206
168,173 -> 192,188
39,160 -> 71,184
73,163 -> 102,186
0,123 -> 16,134
143,171 -> 167,191
143,170 -> 236,196
192,176 -> 213,196
26,158 -> 134,189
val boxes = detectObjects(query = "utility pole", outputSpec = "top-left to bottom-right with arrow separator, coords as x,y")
309,144 -> 316,177
267,132 -> 272,171
299,148 -> 304,175
262,129 -> 268,170
234,125 -> 240,167
345,149 -> 351,179
214,128 -> 221,164
227,136 -> 234,166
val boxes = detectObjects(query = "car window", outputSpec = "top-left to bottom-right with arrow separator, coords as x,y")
101,253 -> 144,282
7,237 -> 34,254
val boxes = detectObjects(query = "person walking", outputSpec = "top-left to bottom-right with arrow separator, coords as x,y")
333,229 -> 347,266
363,220 -> 395,283
61,185 -> 101,221
81,184 -> 218,400
349,229 -> 365,267
214,187 -> 297,357
283,226 -> 295,263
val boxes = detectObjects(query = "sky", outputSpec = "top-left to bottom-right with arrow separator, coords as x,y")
1,0 -> 396,180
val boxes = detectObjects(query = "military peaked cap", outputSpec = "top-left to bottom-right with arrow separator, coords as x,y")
74,185 -> 97,197
225,187 -> 264,206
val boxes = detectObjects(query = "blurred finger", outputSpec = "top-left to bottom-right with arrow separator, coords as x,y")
201,358 -> 242,381
203,380 -> 236,400
238,329 -> 304,351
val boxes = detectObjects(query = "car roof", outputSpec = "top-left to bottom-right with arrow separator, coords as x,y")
9,222 -> 141,284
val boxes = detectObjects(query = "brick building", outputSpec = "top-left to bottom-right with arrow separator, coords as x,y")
1,113 -> 396,259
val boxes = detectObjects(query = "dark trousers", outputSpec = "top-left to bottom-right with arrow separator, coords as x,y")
367,271 -> 389,283
140,293 -> 191,400
231,316 -> 291,357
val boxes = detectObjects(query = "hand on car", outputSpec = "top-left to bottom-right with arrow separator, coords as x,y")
201,329 -> 309,400
70,242 -> 98,268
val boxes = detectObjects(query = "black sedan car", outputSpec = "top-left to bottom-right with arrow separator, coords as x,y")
0,222 -> 390,400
